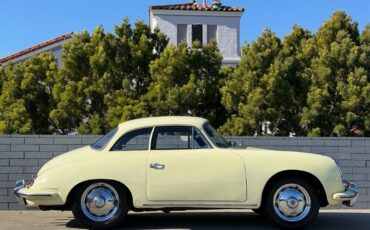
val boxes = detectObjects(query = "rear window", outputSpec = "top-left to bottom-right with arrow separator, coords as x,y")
90,128 -> 117,150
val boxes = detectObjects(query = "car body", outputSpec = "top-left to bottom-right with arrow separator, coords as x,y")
14,116 -> 358,229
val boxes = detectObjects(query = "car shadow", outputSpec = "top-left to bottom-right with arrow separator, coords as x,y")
65,211 -> 370,230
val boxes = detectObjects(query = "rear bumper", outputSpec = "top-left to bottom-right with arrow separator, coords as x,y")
14,180 -> 27,205
333,180 -> 359,207
14,179 -> 57,206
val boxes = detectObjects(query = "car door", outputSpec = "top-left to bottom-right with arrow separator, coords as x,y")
109,127 -> 153,199
146,126 -> 247,202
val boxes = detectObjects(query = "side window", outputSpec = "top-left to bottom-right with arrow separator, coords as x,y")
151,126 -> 210,150
112,128 -> 152,151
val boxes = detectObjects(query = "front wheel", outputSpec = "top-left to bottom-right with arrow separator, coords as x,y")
71,182 -> 128,230
263,178 -> 320,229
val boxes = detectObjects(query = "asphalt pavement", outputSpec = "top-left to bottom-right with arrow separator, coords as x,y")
0,209 -> 369,230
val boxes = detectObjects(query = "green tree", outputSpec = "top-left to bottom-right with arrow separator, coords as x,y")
50,30 -> 92,134
145,40 -> 226,127
0,53 -> 58,134
264,26 -> 314,136
301,11 -> 369,136
0,65 -> 32,134
220,29 -> 282,135
1,12 -> 368,137
50,19 -> 168,134
104,19 -> 168,129
221,11 -> 369,137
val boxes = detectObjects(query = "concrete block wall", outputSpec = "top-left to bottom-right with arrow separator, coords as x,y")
0,135 -> 369,210
0,135 -> 101,210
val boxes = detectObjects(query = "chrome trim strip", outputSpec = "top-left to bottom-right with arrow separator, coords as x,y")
17,192 -> 53,197
142,203 -> 257,207
14,179 -> 54,201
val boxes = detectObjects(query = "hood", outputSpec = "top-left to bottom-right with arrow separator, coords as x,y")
37,146 -> 91,176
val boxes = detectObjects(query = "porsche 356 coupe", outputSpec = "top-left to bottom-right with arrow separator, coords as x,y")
14,116 -> 358,229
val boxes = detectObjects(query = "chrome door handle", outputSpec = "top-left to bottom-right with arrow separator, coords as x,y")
150,163 -> 165,170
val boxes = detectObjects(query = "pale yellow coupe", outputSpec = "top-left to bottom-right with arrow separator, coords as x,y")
14,117 -> 358,229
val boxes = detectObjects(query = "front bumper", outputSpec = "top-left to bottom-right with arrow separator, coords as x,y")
14,179 -> 56,206
333,180 -> 359,207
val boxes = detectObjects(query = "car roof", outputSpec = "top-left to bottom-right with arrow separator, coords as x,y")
118,116 -> 209,130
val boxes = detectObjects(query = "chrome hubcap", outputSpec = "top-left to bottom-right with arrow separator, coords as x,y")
93,196 -> 106,208
81,183 -> 119,222
273,184 -> 311,222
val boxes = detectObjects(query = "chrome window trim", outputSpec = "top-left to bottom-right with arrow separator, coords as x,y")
110,127 -> 154,152
149,125 -> 212,151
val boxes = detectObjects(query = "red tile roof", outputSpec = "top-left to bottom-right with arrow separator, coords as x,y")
0,33 -> 73,64
150,2 -> 244,12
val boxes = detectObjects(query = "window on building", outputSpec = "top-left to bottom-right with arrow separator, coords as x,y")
207,25 -> 217,43
177,24 -> 187,45
192,24 -> 203,45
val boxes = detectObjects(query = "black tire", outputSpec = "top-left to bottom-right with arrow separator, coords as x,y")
71,181 -> 128,230
262,177 -> 320,229
252,207 -> 265,215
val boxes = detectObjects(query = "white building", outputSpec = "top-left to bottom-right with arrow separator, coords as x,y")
149,0 -> 244,65
0,33 -> 73,68
1,1 -> 244,67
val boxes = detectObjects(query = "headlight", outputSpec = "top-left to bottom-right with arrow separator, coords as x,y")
25,179 -> 34,188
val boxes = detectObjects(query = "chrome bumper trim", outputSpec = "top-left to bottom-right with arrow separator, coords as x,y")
17,191 -> 53,197
14,180 -> 27,205
333,180 -> 359,207
14,179 -> 53,205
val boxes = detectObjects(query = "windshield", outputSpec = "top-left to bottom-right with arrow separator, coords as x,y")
203,123 -> 230,148
90,128 -> 118,150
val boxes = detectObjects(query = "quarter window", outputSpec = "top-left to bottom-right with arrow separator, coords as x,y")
151,126 -> 210,150
193,128 -> 209,149
90,128 -> 117,150
112,128 -> 153,151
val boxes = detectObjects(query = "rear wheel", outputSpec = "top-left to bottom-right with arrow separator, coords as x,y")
263,178 -> 320,229
71,182 -> 128,230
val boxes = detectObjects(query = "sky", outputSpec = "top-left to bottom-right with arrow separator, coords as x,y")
1,0 -> 370,58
